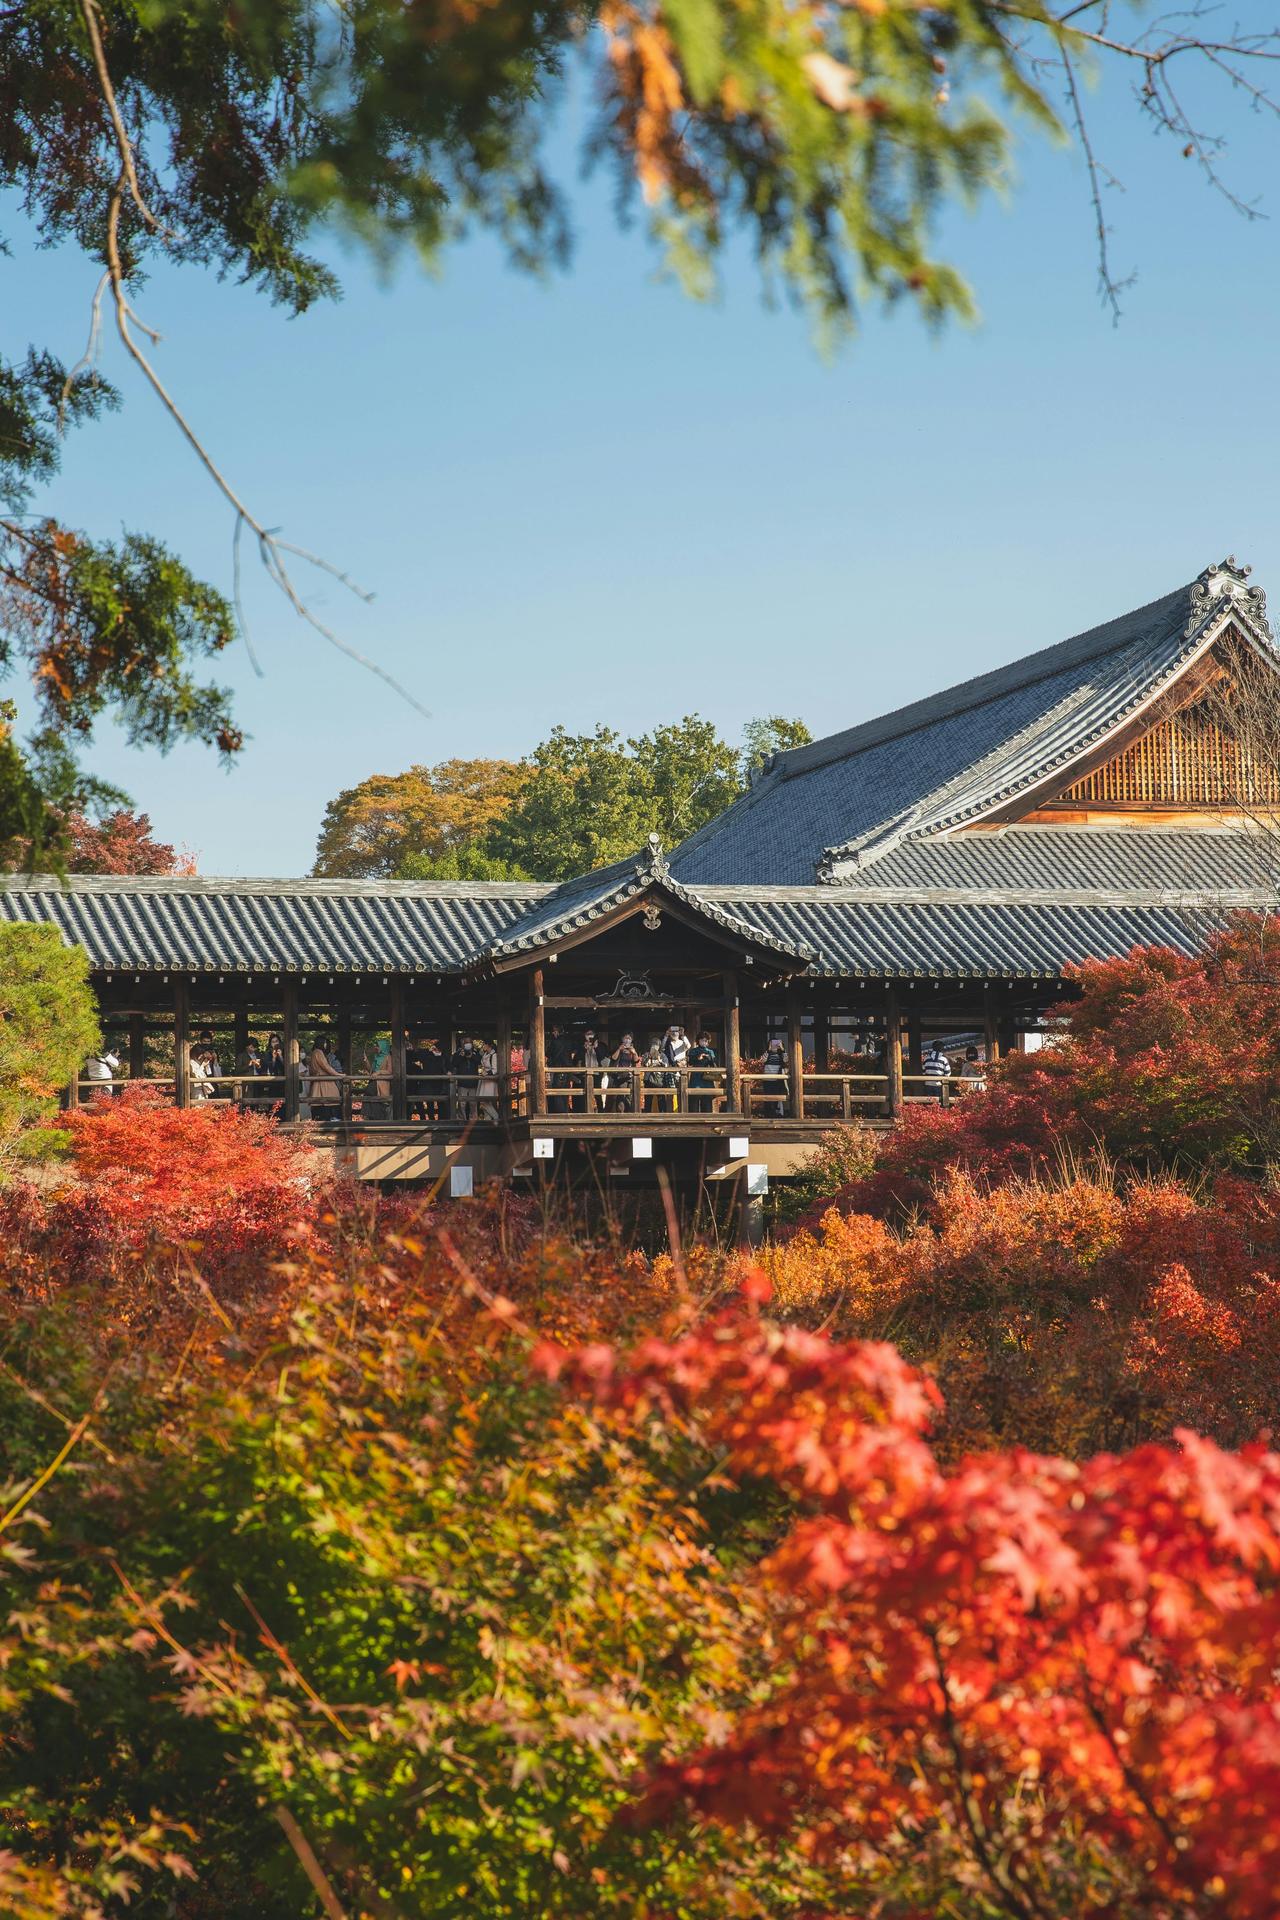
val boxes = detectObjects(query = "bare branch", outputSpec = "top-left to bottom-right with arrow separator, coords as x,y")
1060,43 -> 1131,319
74,3 -> 430,721
57,268 -> 110,426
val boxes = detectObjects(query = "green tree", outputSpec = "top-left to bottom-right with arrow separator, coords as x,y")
2,1 -> 1273,849
0,1256 -> 822,1918
742,713 -> 813,779
0,923 -> 100,1177
486,713 -> 811,878
313,759 -> 521,878
396,845 -> 533,882
485,725 -> 647,880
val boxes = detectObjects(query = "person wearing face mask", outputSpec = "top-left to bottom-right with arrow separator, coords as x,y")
662,1024 -> 691,1110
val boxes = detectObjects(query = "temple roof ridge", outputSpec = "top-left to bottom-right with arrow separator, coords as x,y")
668,557 -> 1277,890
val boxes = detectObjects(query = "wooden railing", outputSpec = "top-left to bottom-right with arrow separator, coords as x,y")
71,1064 -> 989,1124
543,1063 -> 729,1114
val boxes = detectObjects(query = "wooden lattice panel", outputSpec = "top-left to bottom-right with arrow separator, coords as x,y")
1055,702 -> 1280,809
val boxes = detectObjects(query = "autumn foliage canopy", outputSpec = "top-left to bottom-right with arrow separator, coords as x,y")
539,1292 -> 1280,1919
4,927 -> 1280,1917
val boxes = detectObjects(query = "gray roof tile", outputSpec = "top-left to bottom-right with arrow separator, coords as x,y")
669,560 -> 1275,886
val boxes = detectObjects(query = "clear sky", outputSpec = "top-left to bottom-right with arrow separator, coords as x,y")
9,36 -> 1280,877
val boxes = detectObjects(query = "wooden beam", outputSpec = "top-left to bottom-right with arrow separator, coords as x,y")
529,967 -> 547,1116
389,979 -> 407,1124
723,970 -> 741,1115
813,1001 -> 830,1074
173,978 -> 190,1109
487,890 -> 797,974
496,1002 -> 512,1117
786,986 -> 805,1122
538,995 -> 734,1012
282,981 -> 299,1121
128,1013 -> 145,1081
885,985 -> 903,1118
974,649 -> 1230,827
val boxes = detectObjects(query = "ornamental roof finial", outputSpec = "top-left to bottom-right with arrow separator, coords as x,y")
1186,556 -> 1269,637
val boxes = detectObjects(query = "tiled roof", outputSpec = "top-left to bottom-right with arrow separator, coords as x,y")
0,873 -> 549,974
4,560 -> 1275,989
669,559 -> 1275,886
702,891 -> 1221,978
469,837 -> 816,967
2,863 -> 1260,983
838,827 -> 1280,903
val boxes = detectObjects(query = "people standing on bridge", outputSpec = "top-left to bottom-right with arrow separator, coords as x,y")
922,1041 -> 953,1103
235,1035 -> 263,1108
308,1039 -> 340,1123
762,1036 -> 787,1117
476,1041 -> 500,1123
83,1046 -> 120,1099
451,1036 -> 481,1120
264,1033 -> 286,1109
642,1039 -> 672,1113
687,1032 -> 718,1113
662,1025 -> 690,1109
508,1036 -> 527,1116
547,1023 -> 571,1113
366,1037 -> 392,1120
190,1047 -> 216,1104
582,1030 -> 604,1110
960,1044 -> 986,1094
197,1028 -> 222,1087
610,1031 -> 640,1110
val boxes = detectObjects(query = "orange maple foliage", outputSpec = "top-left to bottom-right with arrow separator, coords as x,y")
759,1166 -> 1280,1456
540,1292 -> 1280,1918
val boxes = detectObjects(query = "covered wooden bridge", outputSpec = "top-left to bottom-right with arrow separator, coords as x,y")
3,557 -> 1277,1188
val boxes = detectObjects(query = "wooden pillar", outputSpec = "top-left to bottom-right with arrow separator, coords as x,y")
233,1003 -> 249,1068
813,999 -> 830,1073
174,979 -> 190,1109
907,1012 -> 923,1077
786,984 -> 805,1121
128,1013 -> 145,1082
282,980 -> 299,1120
723,970 -> 741,1114
983,984 -> 1001,1064
390,979 -> 407,1123
337,1002 -> 352,1072
497,1002 -> 512,1117
885,985 -> 903,1118
529,967 -> 547,1116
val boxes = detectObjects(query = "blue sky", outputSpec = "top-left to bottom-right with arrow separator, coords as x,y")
9,34 -> 1280,876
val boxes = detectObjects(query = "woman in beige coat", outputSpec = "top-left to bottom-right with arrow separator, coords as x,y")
308,1040 -> 341,1123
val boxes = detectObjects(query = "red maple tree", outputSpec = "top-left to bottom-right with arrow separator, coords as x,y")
539,1291 -> 1280,1917
64,806 -> 196,875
